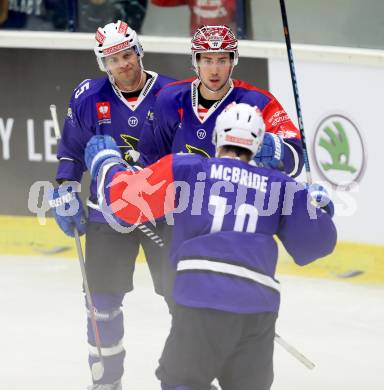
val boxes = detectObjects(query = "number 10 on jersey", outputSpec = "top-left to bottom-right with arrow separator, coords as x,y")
209,195 -> 259,233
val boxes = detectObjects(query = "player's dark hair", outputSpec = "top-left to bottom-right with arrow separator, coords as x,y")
221,145 -> 252,159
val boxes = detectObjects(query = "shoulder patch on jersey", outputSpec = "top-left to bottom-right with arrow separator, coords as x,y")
66,107 -> 73,120
65,106 -> 78,127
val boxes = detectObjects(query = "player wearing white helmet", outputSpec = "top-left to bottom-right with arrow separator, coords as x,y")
84,102 -> 336,390
139,25 -> 304,179
49,20 -> 175,390
94,20 -> 145,92
213,102 -> 265,158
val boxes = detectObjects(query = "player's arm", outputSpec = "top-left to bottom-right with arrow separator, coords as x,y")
259,96 -> 304,178
56,84 -> 95,183
84,135 -> 176,225
49,82 -> 95,237
277,180 -> 337,265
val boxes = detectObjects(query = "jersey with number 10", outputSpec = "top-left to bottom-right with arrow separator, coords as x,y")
103,154 -> 337,314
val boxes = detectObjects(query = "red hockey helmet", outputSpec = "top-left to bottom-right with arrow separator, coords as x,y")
191,25 -> 239,70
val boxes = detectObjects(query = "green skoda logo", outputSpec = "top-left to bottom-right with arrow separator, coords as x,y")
314,115 -> 365,186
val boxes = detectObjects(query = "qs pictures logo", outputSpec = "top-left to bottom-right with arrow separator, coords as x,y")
313,114 -> 365,187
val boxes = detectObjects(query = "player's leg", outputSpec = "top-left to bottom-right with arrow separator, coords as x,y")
141,221 -> 175,311
218,312 -> 277,390
85,222 -> 140,387
156,305 -> 243,390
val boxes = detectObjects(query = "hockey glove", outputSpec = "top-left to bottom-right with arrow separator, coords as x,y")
85,135 -> 123,179
254,133 -> 285,170
48,182 -> 87,237
306,183 -> 335,217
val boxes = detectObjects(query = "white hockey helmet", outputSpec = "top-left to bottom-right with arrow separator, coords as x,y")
94,20 -> 144,72
213,103 -> 265,157
191,25 -> 239,72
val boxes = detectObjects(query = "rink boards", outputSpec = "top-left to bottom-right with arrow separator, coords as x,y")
0,33 -> 383,284
1,214 -> 383,284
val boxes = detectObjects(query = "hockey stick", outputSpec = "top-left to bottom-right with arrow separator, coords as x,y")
50,104 -> 61,140
74,228 -> 105,380
279,0 -> 312,184
50,104 -> 165,247
277,3 -> 319,369
50,104 -> 105,379
67,0 -> 77,32
236,0 -> 247,39
275,333 -> 315,369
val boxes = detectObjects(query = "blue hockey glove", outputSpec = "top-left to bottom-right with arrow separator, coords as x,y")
48,182 -> 87,237
85,135 -> 123,179
305,183 -> 335,217
254,133 -> 285,170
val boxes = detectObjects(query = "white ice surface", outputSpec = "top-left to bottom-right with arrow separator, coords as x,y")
1,255 -> 383,390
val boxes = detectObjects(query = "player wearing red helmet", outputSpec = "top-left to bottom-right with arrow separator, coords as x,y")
139,25 -> 304,178
191,25 -> 238,98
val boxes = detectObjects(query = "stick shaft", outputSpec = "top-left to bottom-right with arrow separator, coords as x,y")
236,0 -> 247,39
275,333 -> 315,369
279,0 -> 312,184
74,229 -> 105,369
50,104 -> 62,140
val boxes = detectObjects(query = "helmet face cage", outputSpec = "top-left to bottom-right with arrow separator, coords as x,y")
191,25 -> 239,71
94,20 -> 144,72
213,103 -> 265,158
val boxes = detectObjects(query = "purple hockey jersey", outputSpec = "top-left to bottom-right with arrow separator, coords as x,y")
101,154 -> 337,314
56,72 -> 175,222
139,78 -> 304,177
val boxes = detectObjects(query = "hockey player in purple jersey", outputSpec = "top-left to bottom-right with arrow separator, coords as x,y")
48,20 -> 175,390
84,102 -> 337,390
139,25 -> 304,178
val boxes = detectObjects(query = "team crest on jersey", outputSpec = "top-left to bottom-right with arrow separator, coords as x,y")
96,102 -> 111,124
128,116 -> 139,127
66,106 -> 76,126
196,129 -> 206,140
120,134 -> 139,163
186,144 -> 210,157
